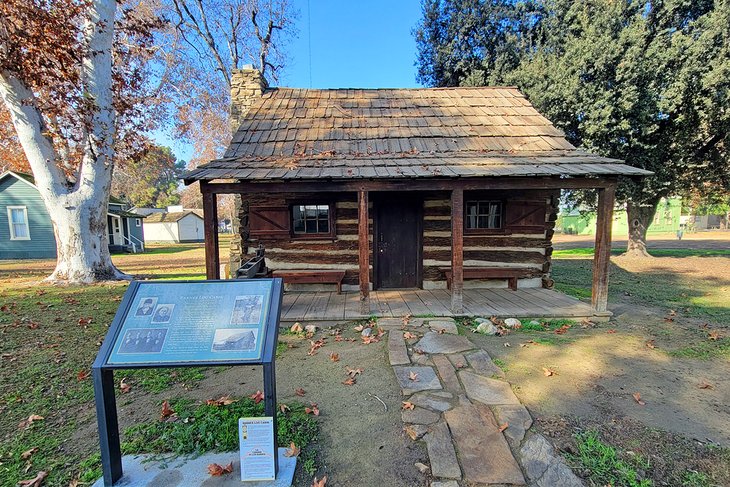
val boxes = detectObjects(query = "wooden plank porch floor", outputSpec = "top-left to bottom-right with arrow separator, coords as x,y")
280,288 -> 595,322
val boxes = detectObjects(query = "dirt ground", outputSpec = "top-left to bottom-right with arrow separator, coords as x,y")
553,229 -> 730,250
67,326 -> 427,487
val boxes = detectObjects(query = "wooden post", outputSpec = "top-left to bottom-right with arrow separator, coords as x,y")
591,183 -> 616,313
202,182 -> 220,280
451,189 -> 464,313
358,190 -> 370,315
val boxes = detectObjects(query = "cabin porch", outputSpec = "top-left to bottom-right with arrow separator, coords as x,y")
279,287 -> 597,323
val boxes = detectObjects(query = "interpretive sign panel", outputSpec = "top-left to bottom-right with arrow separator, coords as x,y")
100,280 -> 276,366
239,417 -> 276,481
92,279 -> 283,486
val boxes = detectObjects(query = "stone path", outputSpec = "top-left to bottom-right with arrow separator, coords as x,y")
380,317 -> 585,487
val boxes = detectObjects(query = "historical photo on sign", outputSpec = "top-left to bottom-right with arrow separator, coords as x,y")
151,304 -> 174,324
118,328 -> 168,354
212,328 -> 258,352
229,295 -> 263,325
134,297 -> 157,317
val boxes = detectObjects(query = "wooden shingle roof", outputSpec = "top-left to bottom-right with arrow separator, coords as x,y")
184,87 -> 651,183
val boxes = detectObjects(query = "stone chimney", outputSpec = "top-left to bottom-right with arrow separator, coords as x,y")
229,65 -> 269,134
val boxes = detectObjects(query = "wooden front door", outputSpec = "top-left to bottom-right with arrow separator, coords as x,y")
374,195 -> 423,289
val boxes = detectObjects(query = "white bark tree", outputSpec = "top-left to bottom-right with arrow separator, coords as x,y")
0,0 -> 123,282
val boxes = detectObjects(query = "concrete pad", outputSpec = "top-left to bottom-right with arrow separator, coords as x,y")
92,449 -> 296,487
414,332 -> 475,354
393,366 -> 443,395
459,371 -> 520,405
444,402 -> 526,485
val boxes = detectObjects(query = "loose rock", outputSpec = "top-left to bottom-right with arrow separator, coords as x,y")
476,322 -> 499,335
504,318 -> 522,328
414,462 -> 430,474
361,327 -> 372,337
304,324 -> 318,334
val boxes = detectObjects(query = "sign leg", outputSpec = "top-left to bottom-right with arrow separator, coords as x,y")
263,361 -> 278,475
93,368 -> 122,486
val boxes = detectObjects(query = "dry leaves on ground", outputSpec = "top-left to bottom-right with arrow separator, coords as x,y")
403,332 -> 418,340
354,324 -> 364,332
329,352 -> 340,362
632,392 -> 646,406
542,367 -> 556,377
362,335 -> 380,344
161,400 -> 175,419
206,396 -> 236,407
708,330 -> 723,341
499,423 -> 509,433
290,322 -> 303,333
284,442 -> 300,457
18,415 -> 44,429
607,329 -> 617,334
207,462 -> 233,476
699,381 -> 714,390
346,367 -> 364,378
409,371 -> 419,382
119,378 -> 131,394
295,388 -> 306,396
645,340 -> 657,349
250,391 -> 264,404
554,324 -> 571,335
402,401 -> 415,410
18,471 -> 48,487
308,338 -> 326,356
305,403 -> 320,416
77,317 -> 92,327
76,370 -> 90,381
21,448 -> 38,460
279,404 -> 290,413
342,377 -> 356,386
312,475 -> 327,487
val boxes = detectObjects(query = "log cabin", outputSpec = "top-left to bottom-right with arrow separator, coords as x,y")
183,67 -> 650,316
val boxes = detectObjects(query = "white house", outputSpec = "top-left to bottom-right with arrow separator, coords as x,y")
138,207 -> 204,243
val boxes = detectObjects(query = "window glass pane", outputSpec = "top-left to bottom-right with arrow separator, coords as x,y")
318,219 -> 329,233
11,208 -> 25,224
318,207 -> 329,219
465,201 -> 502,229
478,216 -> 488,228
305,219 -> 317,233
293,217 -> 305,233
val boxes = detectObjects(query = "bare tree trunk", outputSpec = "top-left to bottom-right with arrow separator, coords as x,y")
624,199 -> 660,257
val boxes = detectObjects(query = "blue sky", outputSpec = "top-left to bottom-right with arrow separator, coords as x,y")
157,0 -> 424,161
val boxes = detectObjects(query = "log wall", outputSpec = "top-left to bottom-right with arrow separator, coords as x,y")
237,189 -> 558,290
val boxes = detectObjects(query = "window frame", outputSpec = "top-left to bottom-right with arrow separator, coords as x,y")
463,199 -> 506,235
289,202 -> 336,239
7,206 -> 31,240
135,218 -> 142,227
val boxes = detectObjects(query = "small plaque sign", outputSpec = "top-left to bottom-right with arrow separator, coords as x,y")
239,417 -> 276,482
105,280 -> 274,366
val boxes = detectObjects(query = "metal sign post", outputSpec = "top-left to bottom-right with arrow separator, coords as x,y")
92,279 -> 283,486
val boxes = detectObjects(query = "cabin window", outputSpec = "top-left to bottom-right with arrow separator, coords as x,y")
291,204 -> 333,237
7,206 -> 30,240
135,218 -> 142,227
465,200 -> 502,231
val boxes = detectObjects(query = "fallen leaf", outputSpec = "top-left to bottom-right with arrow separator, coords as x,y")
342,377 -> 356,386
632,392 -> 646,406
402,401 -> 415,410
437,328 -> 446,334
284,442 -> 300,457
161,400 -> 176,419
76,370 -> 90,381
308,338 -> 326,356
708,330 -> 722,341
305,403 -> 320,416
645,340 -> 656,349
498,423 -> 509,433
503,342 -> 511,347
207,462 -> 233,476
18,415 -> 44,429
554,324 -> 571,335
403,332 -> 418,340
206,395 -> 236,407
279,403 -> 290,413
607,329 -> 617,334
77,317 -> 92,327
119,378 -> 131,394
21,447 -> 38,460
361,335 -> 380,344
290,323 -> 303,333
17,471 -> 48,487
250,391 -> 264,404
408,371 -> 419,382
346,367 -> 364,378
455,361 -> 466,369
27,321 -> 39,330
698,381 -> 714,390
311,475 -> 327,487
295,388 -> 306,397
329,352 -> 340,362
542,367 -> 556,377
354,324 -> 364,332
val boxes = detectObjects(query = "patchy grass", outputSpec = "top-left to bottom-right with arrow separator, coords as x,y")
569,431 -> 652,487
667,337 -> 730,360
121,367 -> 208,394
553,248 -> 730,258
492,358 -> 508,372
520,318 -> 576,332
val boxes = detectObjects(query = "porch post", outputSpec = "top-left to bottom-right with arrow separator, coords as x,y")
201,182 -> 220,280
591,183 -> 616,313
358,190 -> 370,315
451,188 -> 464,314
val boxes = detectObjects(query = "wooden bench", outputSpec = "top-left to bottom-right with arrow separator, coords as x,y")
440,267 -> 537,291
272,270 -> 346,294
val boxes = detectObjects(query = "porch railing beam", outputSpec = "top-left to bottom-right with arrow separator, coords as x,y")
451,188 -> 464,314
358,190 -> 370,315
591,183 -> 616,313
202,181 -> 220,280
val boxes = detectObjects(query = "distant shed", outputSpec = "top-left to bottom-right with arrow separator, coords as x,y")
143,210 -> 204,243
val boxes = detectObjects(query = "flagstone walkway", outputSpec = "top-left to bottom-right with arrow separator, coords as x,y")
380,317 -> 585,487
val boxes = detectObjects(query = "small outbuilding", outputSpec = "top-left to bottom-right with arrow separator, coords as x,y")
183,68 -> 651,317
141,209 -> 204,243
